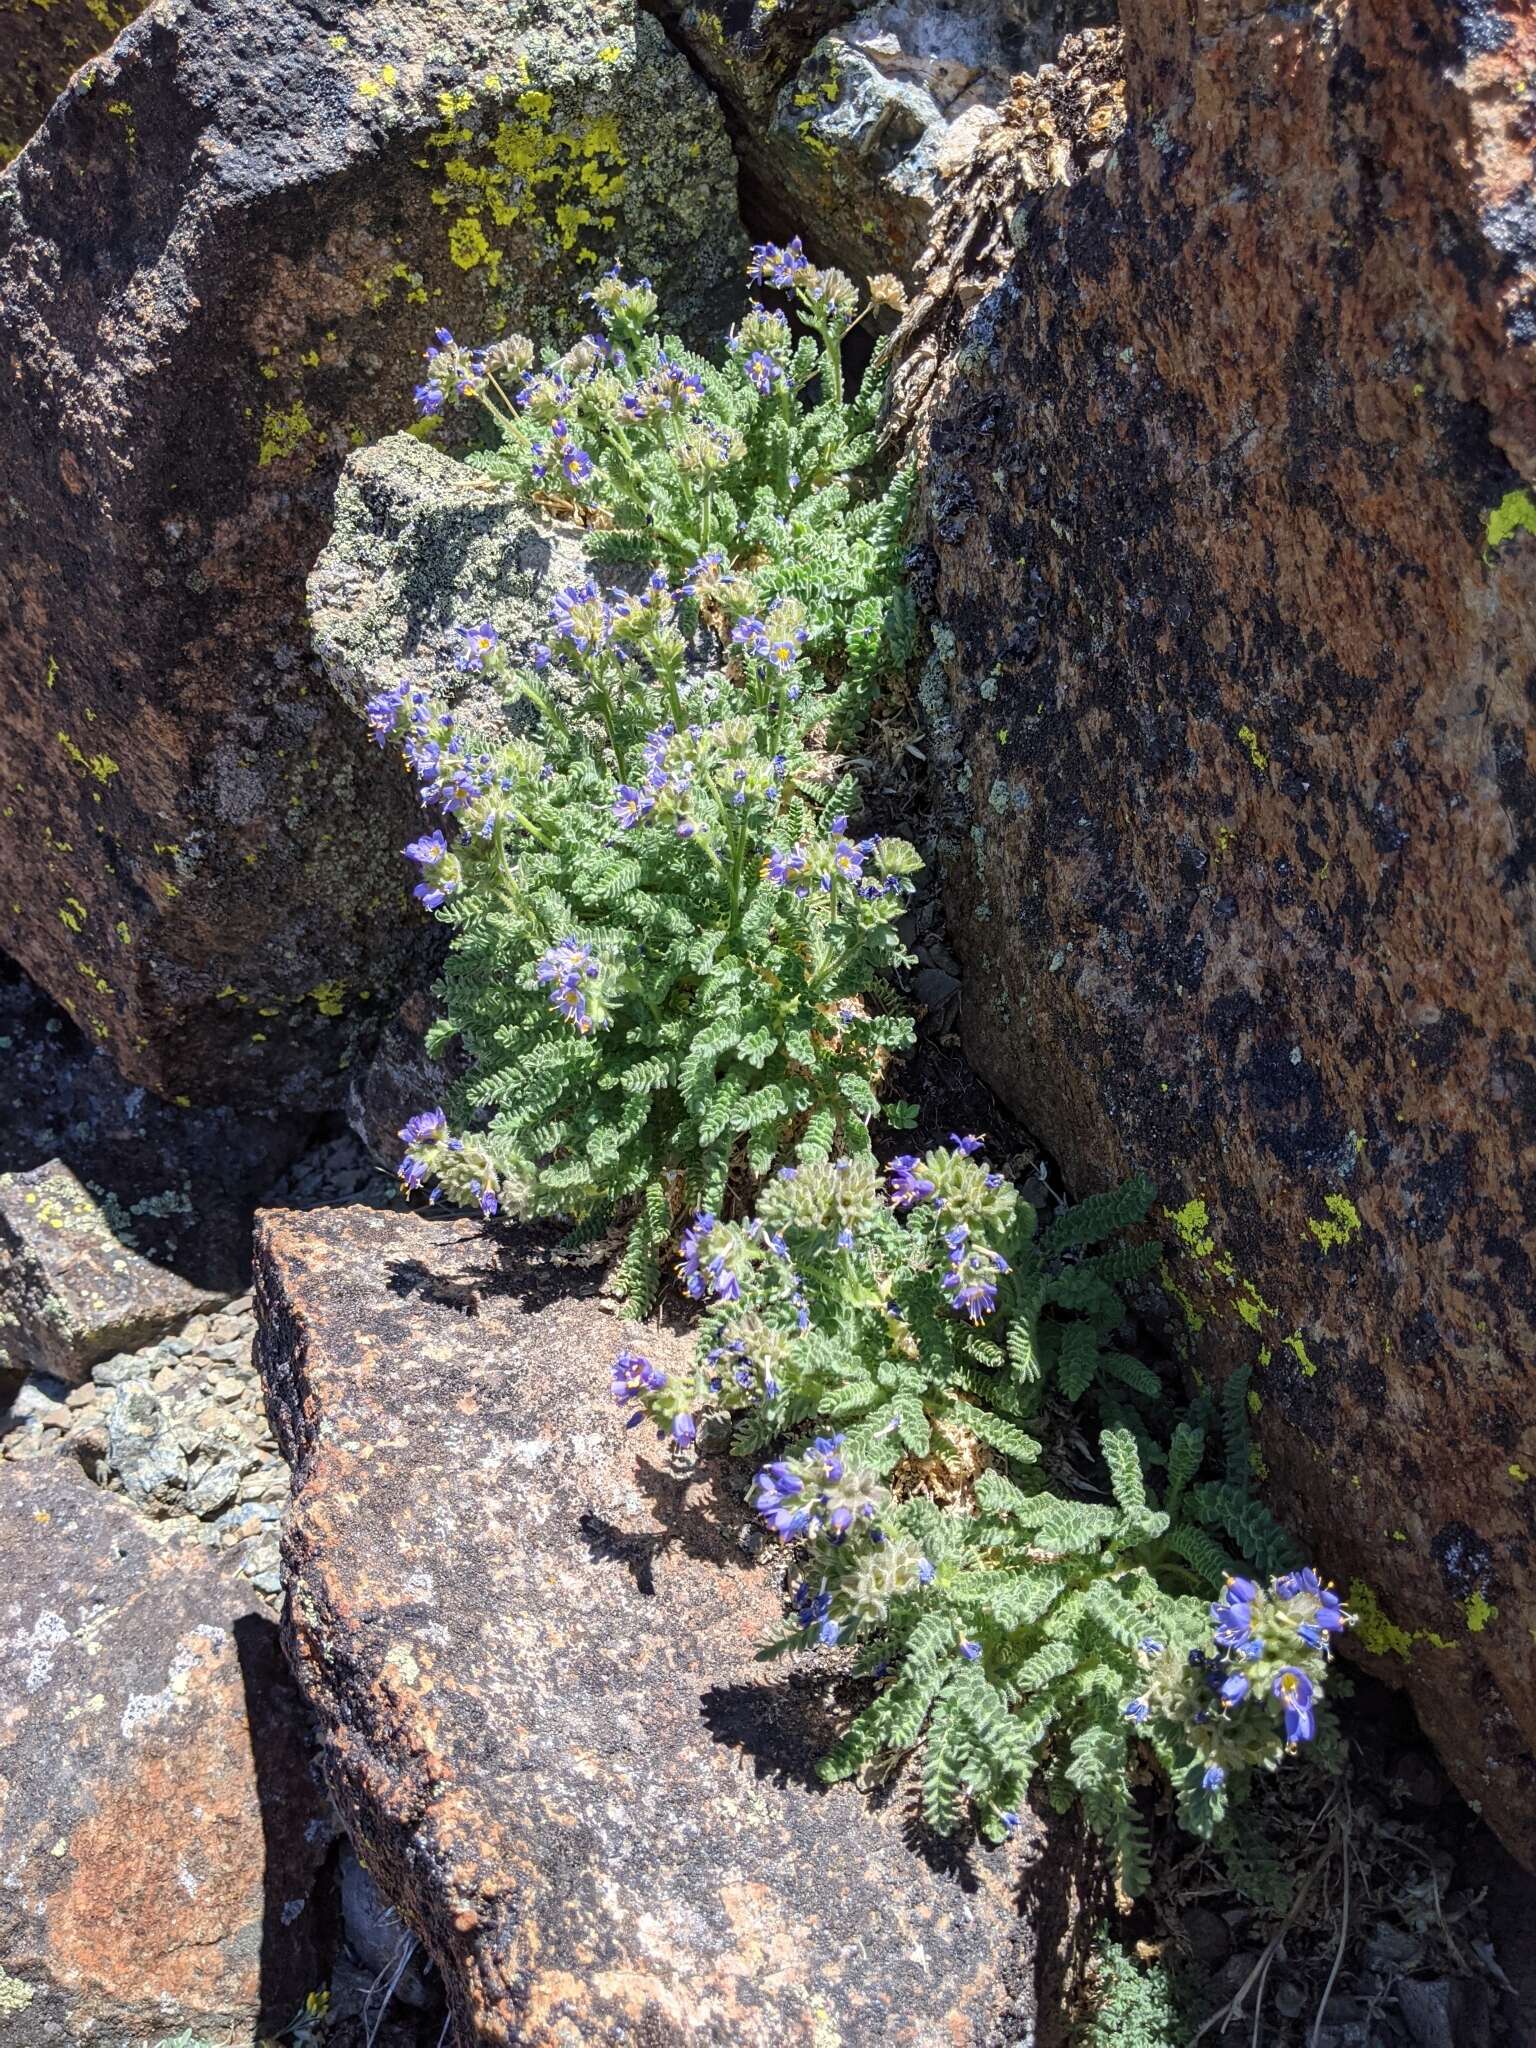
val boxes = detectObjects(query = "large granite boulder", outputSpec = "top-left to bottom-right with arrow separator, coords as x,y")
0,1457 -> 337,2043
654,0 -> 1107,284
0,0 -> 742,1113
902,8 -> 1536,1857
256,1200 -> 1078,2043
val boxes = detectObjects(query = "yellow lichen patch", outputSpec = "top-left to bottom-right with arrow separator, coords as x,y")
258,400 -> 314,467
1485,486 -> 1536,551
1234,1279 -> 1274,1329
1348,1579 -> 1412,1659
1306,1193 -> 1361,1253
57,731 -> 120,782
1283,1332 -> 1318,1377
426,81 -> 628,279
307,980 -> 347,1017
1165,1196 -> 1214,1259
1349,1578 -> 1458,1660
1236,723 -> 1269,771
58,898 -> 88,933
1464,1590 -> 1498,1633
447,215 -> 496,274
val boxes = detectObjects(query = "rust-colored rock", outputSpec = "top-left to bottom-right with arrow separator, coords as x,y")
0,1458 -> 337,2042
902,6 -> 1536,1858
0,0 -> 741,1110
256,1201 -> 1073,2043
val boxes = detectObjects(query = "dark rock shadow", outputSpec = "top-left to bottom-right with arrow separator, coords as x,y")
0,958 -> 310,1300
233,1612 -> 342,2036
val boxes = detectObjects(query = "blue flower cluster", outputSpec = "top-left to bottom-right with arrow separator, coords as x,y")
529,418 -> 596,490
1125,1569 -> 1350,1799
394,1107 -> 503,1217
940,1224 -> 1010,1322
535,938 -> 612,1035
762,816 -> 915,904
611,1347 -> 696,1447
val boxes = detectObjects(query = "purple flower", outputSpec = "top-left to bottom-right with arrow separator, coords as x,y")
765,845 -> 807,886
677,1211 -> 718,1299
959,1639 -> 982,1663
1210,1578 -> 1262,1653
672,1412 -> 697,1449
612,783 -> 654,829
365,681 -> 408,744
403,828 -> 448,871
745,349 -> 781,394
413,379 -> 445,416
561,445 -> 595,487
752,1462 -> 810,1540
455,620 -> 499,672
1202,1763 -> 1226,1790
808,1436 -> 845,1483
1273,1667 -> 1316,1743
536,938 -> 599,986
747,236 -> 808,288
1124,1698 -> 1150,1722
793,1583 -> 840,1646
397,1153 -> 427,1191
473,1183 -> 498,1218
611,1348 -> 666,1414
949,1132 -> 984,1155
1219,1672 -> 1250,1707
941,1228 -> 1010,1322
888,1156 -> 936,1209
398,1107 -> 448,1148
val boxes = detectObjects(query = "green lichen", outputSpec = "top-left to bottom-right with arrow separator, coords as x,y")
0,1968 -> 35,2014
1306,1192 -> 1361,1253
1236,722 -> 1269,772
307,980 -> 347,1017
427,75 -> 628,282
1464,1590 -> 1497,1634
1349,1578 -> 1457,1659
1165,1196 -> 1215,1259
258,400 -> 315,467
57,730 -> 120,782
1485,486 -> 1536,551
1349,1578 -> 1413,1659
1283,1332 -> 1318,1378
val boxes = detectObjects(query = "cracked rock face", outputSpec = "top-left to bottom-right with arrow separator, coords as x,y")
0,0 -> 741,1111
903,4 -> 1536,1859
256,1200 -> 1066,2044
655,0 -> 1109,282
0,1458 -> 337,2045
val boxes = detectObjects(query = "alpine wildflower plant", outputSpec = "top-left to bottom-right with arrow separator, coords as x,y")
380,244 -> 921,1307
609,1136 -> 1351,1893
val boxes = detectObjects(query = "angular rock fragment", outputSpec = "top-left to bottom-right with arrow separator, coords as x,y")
903,4 -> 1536,1857
0,0 -> 741,1109
0,1160 -> 231,1384
0,1459 -> 337,2044
257,1200 -> 1063,2043
0,960 -> 309,1339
